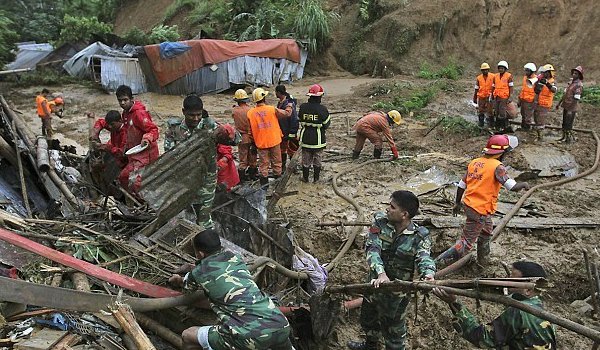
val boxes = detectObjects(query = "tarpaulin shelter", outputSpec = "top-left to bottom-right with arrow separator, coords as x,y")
63,42 -> 132,79
5,42 -> 53,70
137,39 -> 308,95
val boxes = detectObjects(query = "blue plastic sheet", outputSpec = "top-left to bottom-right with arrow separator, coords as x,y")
159,42 -> 191,59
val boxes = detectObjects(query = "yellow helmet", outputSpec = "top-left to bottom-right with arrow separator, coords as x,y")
234,89 -> 249,101
388,110 -> 402,125
543,64 -> 555,71
480,62 -> 490,70
252,88 -> 269,103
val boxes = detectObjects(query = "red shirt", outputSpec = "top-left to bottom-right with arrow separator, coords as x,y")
122,101 -> 159,163
93,118 -> 126,158
216,144 -> 240,191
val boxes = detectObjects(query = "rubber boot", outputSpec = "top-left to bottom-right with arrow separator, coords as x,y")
259,176 -> 269,188
281,153 -> 287,170
435,245 -> 461,266
352,150 -> 361,160
557,130 -> 566,142
534,129 -> 543,142
347,339 -> 379,350
247,167 -> 258,180
302,166 -> 310,183
313,166 -> 321,182
238,169 -> 247,182
477,114 -> 485,128
373,148 -> 382,159
476,236 -> 491,266
486,116 -> 495,129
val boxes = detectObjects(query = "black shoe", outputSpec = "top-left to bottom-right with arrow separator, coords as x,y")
313,166 -> 321,182
259,176 -> 269,187
347,340 -> 379,350
302,167 -> 310,182
352,150 -> 361,159
238,169 -> 247,182
373,148 -> 382,159
478,115 -> 485,128
281,154 -> 287,171
247,167 -> 258,180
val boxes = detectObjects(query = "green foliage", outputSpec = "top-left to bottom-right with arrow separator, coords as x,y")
59,15 -> 113,44
0,11 -> 18,68
164,0 -> 198,22
148,25 -> 180,43
6,69 -> 81,87
582,85 -> 600,106
359,0 -> 381,23
439,115 -> 481,136
294,0 -> 339,53
371,84 -> 439,114
418,61 -> 464,80
123,27 -> 149,46
233,5 -> 288,41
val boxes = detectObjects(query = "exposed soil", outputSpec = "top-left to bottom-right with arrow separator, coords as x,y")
3,71 -> 600,348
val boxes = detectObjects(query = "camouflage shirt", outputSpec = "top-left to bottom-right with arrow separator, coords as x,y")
365,211 -> 436,282
452,294 -> 557,349
164,116 -> 217,152
190,250 -> 290,339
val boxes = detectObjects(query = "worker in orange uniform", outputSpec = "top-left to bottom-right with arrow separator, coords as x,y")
473,63 -> 495,128
518,63 -> 537,130
352,110 -> 401,160
116,85 -> 159,195
247,88 -> 292,186
231,89 -> 257,181
436,134 -> 530,266
533,64 -> 558,142
48,97 -> 65,118
491,61 -> 514,132
36,88 -> 53,138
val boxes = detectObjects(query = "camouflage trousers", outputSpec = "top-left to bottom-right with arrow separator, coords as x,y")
360,291 -> 410,350
205,324 -> 293,350
191,172 -> 216,230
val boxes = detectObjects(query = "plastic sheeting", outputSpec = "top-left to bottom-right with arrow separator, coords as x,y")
63,42 -> 131,78
227,51 -> 308,86
95,55 -> 148,94
5,43 -> 53,70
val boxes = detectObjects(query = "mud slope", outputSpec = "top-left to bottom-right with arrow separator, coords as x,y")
331,0 -> 599,79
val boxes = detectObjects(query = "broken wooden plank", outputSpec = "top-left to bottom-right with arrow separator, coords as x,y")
15,329 -> 67,350
112,304 -> 157,350
0,227 -> 180,298
49,333 -> 81,350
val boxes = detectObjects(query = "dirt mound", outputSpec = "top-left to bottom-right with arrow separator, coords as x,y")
330,0 -> 600,80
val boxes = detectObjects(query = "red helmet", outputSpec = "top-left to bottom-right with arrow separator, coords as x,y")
307,84 -> 324,97
571,66 -> 584,80
483,134 -> 511,155
53,97 -> 64,105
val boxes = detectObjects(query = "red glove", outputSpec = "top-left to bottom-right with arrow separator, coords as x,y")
391,145 -> 399,159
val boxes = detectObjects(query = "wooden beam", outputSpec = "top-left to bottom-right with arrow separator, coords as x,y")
112,304 -> 157,350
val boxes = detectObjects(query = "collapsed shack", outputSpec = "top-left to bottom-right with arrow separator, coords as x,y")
0,95 -> 313,349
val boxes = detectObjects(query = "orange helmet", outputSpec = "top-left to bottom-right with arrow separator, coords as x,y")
53,97 -> 64,105
307,84 -> 324,97
483,134 -> 510,155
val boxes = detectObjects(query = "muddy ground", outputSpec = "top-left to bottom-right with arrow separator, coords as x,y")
3,72 -> 600,349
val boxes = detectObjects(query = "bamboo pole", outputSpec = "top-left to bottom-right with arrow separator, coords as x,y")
583,250 -> 599,319
13,121 -> 32,218
112,303 -> 157,350
325,280 -> 600,343
136,313 -> 183,350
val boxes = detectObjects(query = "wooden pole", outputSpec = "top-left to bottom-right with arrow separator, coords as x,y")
50,333 -> 81,350
325,280 -> 600,343
583,250 -> 599,319
136,313 -> 183,350
112,303 -> 157,350
12,121 -> 32,218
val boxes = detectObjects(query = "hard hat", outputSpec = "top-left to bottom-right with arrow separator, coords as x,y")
233,89 -> 249,101
523,63 -> 537,72
252,88 -> 269,103
543,64 -> 555,71
306,84 -> 325,97
53,97 -> 64,105
497,60 -> 509,69
483,134 -> 518,155
572,66 -> 584,80
480,62 -> 490,70
387,110 -> 402,125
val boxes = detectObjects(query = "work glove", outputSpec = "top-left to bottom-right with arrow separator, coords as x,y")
390,145 -> 399,160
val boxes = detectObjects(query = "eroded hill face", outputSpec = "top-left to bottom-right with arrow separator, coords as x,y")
331,0 -> 599,79
114,0 -> 599,79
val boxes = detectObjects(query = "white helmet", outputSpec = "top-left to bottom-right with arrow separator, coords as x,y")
497,60 -> 509,69
524,63 -> 537,72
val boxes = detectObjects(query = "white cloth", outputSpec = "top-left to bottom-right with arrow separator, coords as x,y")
196,326 -> 214,350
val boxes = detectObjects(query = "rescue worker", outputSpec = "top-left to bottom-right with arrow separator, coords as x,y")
89,110 -> 127,168
433,261 -> 556,349
352,110 -> 401,160
164,95 -> 220,230
556,66 -> 584,144
36,88 -> 53,137
275,85 -> 299,170
533,64 -> 558,141
491,61 -> 514,132
298,84 -> 330,182
247,88 -> 292,186
231,89 -> 257,181
48,97 -> 64,118
217,139 -> 240,191
473,63 -> 495,128
347,190 -> 435,350
170,229 -> 293,350
116,85 -> 159,195
517,63 -> 537,130
436,135 -> 530,266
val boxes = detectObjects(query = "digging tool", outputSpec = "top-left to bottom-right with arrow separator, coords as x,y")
424,116 -> 445,137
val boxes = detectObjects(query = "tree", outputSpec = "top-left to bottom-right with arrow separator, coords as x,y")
0,11 -> 18,68
59,15 -> 113,44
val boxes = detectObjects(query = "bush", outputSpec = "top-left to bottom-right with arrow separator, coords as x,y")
0,11 -> 18,68
371,83 -> 440,114
123,27 -> 149,46
418,61 -> 463,80
294,0 -> 340,53
148,25 -> 180,43
582,85 -> 600,106
59,15 -> 112,44
439,115 -> 481,136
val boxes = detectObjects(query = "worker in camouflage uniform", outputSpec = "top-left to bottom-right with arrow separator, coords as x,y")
433,261 -> 556,349
170,229 -> 293,350
164,95 -> 217,230
348,190 -> 436,350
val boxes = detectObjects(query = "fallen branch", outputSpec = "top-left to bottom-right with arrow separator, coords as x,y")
137,313 -> 183,350
112,303 -> 157,350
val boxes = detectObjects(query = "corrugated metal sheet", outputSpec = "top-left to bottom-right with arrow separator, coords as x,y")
6,43 -> 53,70
63,42 -> 131,78
95,55 -> 147,94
